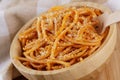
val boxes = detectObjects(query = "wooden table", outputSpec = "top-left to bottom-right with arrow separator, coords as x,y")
96,24 -> 120,80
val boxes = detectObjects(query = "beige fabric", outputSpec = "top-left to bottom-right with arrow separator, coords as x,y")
0,0 -> 71,80
72,0 -> 107,3
0,0 -> 120,80
5,0 -> 37,39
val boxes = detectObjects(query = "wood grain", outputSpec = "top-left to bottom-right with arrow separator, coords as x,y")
72,1 -> 120,80
97,23 -> 120,80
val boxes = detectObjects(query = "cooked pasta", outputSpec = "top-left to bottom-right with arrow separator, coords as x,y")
18,6 -> 108,71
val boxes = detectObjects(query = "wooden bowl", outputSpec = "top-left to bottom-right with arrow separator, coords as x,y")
10,2 -> 117,80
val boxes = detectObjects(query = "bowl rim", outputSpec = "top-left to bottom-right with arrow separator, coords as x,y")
10,1 -> 117,77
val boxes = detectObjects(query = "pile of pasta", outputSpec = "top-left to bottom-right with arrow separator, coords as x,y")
18,6 -> 108,71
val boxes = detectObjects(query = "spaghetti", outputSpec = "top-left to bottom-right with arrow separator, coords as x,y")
18,6 -> 108,71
